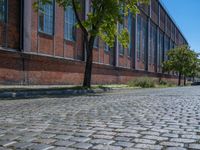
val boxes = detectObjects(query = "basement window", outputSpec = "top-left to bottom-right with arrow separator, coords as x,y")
38,0 -> 54,35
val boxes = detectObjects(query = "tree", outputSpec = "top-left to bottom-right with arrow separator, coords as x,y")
34,0 -> 148,87
163,45 -> 199,86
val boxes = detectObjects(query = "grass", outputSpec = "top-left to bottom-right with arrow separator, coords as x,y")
128,77 -> 176,88
128,77 -> 156,88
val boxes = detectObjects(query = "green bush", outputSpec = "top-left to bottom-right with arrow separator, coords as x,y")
128,77 -> 156,88
158,79 -> 176,87
159,80 -> 168,85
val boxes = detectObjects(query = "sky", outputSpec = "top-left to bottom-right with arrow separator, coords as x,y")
160,0 -> 200,53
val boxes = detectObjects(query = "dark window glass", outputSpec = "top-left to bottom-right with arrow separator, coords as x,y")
164,36 -> 170,61
118,22 -> 124,55
38,0 -> 54,35
137,15 -> 147,62
0,0 -> 6,22
104,42 -> 110,52
149,23 -> 157,65
128,13 -> 132,57
93,37 -> 99,48
158,31 -> 164,72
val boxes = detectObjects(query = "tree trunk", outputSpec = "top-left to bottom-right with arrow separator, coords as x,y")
184,76 -> 186,86
83,37 -> 95,88
178,72 -> 182,86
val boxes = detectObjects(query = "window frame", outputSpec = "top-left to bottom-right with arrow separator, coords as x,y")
38,0 -> 55,36
64,5 -> 76,41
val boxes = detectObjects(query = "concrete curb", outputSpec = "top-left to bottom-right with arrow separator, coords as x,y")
0,88 -> 112,100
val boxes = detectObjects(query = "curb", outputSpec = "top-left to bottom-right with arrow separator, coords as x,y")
0,88 -> 112,100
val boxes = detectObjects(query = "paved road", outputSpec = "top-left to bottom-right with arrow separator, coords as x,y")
0,86 -> 200,150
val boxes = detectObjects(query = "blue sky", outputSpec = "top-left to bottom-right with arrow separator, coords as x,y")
160,0 -> 200,53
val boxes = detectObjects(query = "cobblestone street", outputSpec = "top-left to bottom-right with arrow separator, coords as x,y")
0,87 -> 200,150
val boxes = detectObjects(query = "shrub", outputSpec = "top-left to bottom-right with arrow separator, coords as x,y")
159,80 -> 168,85
128,77 -> 156,88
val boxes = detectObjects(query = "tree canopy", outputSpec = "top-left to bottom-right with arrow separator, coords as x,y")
163,45 -> 199,86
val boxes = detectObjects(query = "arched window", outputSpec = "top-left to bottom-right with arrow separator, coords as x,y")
38,0 -> 54,35
64,5 -> 76,41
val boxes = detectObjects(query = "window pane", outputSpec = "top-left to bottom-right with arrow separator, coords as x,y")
104,43 -> 110,52
64,5 -> 76,41
38,0 -> 54,35
0,0 -> 6,22
149,23 -> 157,65
137,15 -> 141,60
94,37 -> 98,48
128,13 -> 132,57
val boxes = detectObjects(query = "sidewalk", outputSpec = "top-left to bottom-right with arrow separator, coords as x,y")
0,85 -> 111,100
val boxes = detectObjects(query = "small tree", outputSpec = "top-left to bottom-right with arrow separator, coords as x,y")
163,45 -> 199,86
34,0 -> 149,87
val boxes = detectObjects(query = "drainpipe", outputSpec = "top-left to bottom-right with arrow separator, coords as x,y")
20,0 -> 24,51
21,0 -> 33,85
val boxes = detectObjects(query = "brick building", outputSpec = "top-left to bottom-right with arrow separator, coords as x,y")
0,0 -> 187,85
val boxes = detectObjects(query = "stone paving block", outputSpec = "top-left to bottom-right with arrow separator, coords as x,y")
135,143 -> 163,150
114,136 -> 132,142
160,141 -> 184,147
97,131 -> 116,136
170,138 -> 196,143
38,134 -> 56,139
92,134 -> 114,139
113,141 -> 134,148
165,147 -> 187,150
71,142 -> 92,149
162,133 -> 179,138
188,144 -> 200,149
140,131 -> 160,136
54,135 -> 72,140
26,144 -> 54,150
181,134 -> 200,139
89,139 -> 115,145
54,140 -> 75,147
134,138 -> 156,144
33,138 -> 57,144
74,132 -> 93,137
92,144 -> 123,150
0,141 -> 17,147
143,135 -> 168,141
70,137 -> 90,142
0,135 -> 20,141
8,142 -> 33,149
117,133 -> 141,138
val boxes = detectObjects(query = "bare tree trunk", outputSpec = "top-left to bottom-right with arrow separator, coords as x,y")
83,37 -> 95,87
184,76 -> 186,86
178,72 -> 182,86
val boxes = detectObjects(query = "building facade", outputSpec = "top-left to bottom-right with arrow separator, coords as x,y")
0,0 -> 187,85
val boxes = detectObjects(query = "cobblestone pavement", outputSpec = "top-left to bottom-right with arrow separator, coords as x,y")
0,86 -> 200,150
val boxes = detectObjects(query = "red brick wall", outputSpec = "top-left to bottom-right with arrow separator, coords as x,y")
0,0 -> 20,49
0,50 -> 179,85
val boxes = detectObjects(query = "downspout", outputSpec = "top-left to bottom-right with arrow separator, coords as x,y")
20,0 -> 26,85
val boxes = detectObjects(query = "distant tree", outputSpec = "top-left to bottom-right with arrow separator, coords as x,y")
163,45 -> 199,86
34,0 -> 149,87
